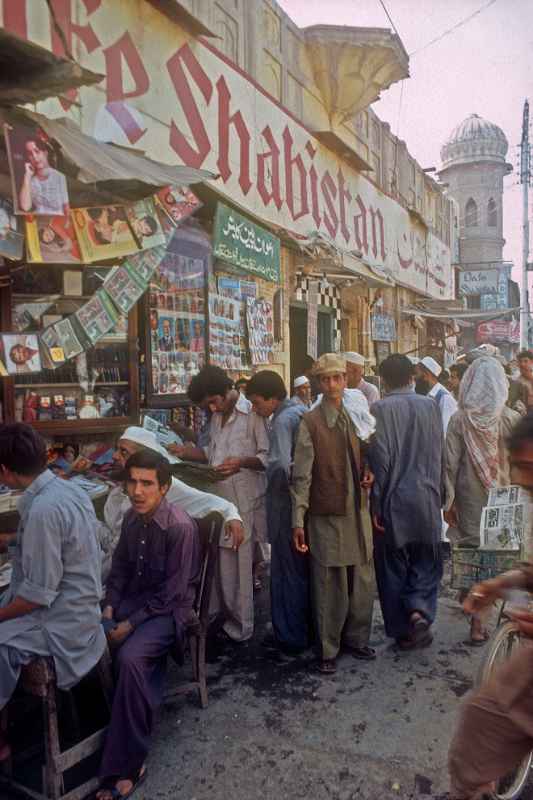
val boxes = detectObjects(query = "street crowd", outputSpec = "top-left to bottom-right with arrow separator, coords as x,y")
3,346 -> 533,798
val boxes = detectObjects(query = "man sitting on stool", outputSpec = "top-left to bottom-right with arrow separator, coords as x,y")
0,423 -> 105,762
97,450 -> 200,800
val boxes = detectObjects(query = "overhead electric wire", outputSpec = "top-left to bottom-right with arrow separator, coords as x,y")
409,0 -> 499,57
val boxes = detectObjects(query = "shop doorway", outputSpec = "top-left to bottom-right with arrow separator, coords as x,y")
290,304 -> 334,387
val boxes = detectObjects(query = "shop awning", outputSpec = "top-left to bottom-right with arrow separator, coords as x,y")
401,305 -> 520,321
20,109 -> 215,192
0,29 -> 104,106
342,253 -> 395,287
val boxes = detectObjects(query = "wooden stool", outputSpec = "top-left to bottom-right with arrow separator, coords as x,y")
165,512 -> 222,709
0,647 -> 113,800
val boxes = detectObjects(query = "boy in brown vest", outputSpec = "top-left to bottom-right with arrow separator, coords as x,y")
291,353 -> 375,674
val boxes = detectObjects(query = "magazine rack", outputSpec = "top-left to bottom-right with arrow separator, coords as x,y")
0,263 -> 140,437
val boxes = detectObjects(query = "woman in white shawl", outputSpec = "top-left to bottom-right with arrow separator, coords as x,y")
444,356 -> 520,644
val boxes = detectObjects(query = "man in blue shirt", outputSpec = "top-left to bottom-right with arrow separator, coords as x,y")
369,355 -> 443,651
0,423 -> 105,761
247,370 -> 311,654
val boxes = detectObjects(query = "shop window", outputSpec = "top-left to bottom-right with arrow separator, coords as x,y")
465,198 -> 478,228
487,198 -> 497,227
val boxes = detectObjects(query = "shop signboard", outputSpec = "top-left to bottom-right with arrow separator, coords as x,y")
213,203 -> 280,283
371,313 -> 396,342
0,2 -> 453,300
476,320 -> 519,344
458,269 -> 499,296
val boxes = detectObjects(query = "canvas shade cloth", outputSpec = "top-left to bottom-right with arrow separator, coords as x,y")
15,108 -> 214,193
0,28 -> 103,106
457,356 -> 509,490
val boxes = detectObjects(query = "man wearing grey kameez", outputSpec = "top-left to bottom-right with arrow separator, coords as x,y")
291,354 -> 375,674
0,424 -> 105,759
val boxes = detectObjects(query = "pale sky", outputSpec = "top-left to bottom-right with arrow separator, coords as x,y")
279,0 -> 533,285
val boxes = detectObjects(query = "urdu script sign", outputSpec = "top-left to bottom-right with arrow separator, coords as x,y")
213,203 -> 280,282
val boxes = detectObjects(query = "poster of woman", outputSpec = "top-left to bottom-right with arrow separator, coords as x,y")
4,122 -> 70,216
72,205 -> 138,262
25,214 -> 82,263
126,198 -> 166,250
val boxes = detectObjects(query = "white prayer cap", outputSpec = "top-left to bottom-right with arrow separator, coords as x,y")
293,375 -> 310,388
420,356 -> 442,377
119,426 -> 170,461
343,352 -> 366,367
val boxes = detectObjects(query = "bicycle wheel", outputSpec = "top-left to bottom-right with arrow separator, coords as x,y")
476,621 -> 532,800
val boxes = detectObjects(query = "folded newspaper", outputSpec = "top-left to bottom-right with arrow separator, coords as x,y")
479,485 -> 528,551
143,415 -> 183,448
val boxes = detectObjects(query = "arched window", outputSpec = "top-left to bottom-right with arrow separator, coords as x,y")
487,197 -> 497,227
465,198 -> 478,227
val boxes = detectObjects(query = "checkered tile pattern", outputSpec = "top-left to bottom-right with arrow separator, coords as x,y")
295,273 -> 342,350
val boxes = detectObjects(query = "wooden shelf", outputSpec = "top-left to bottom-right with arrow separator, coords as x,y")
14,382 -> 129,389
28,418 -> 133,435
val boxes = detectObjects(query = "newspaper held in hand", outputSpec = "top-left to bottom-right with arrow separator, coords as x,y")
479,486 -> 528,551
142,415 -> 183,463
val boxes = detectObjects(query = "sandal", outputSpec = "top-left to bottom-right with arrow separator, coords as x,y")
317,659 -> 337,674
97,766 -> 147,800
342,644 -> 377,661
396,631 -> 433,651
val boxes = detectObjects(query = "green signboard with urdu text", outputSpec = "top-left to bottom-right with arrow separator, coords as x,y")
213,203 -> 281,283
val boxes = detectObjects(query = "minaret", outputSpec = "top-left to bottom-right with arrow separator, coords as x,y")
439,113 -> 512,271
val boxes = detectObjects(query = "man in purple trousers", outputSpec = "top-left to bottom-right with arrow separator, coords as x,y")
97,450 -> 200,800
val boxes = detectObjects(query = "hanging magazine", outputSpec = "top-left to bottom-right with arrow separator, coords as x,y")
103,263 -> 147,315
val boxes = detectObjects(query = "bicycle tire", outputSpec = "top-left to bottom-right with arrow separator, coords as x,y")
476,621 -> 532,800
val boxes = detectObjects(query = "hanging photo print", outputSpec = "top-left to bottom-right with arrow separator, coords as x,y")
208,293 -> 243,371
25,213 -> 82,263
1,333 -> 42,374
154,185 -> 202,227
246,297 -> 274,365
124,244 -> 166,285
103,263 -> 147,314
0,197 -> 24,260
72,205 -> 138,262
40,325 -> 66,369
75,290 -> 119,345
53,317 -> 84,360
3,122 -> 69,216
126,197 -> 167,250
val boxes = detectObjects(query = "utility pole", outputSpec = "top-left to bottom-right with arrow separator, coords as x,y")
520,99 -> 530,349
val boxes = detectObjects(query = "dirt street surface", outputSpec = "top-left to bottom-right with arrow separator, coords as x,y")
134,578 -> 531,800
5,574 -> 533,800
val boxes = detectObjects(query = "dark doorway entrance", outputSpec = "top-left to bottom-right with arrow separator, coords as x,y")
289,304 -> 334,387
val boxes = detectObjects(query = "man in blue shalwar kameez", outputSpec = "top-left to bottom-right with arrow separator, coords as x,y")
368,354 -> 443,651
247,371 -> 311,654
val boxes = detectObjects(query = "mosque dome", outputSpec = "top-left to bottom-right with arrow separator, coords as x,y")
440,113 -> 508,169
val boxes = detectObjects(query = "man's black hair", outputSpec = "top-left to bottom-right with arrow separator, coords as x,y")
507,412 -> 533,454
450,362 -> 469,379
246,370 -> 287,401
379,354 -> 414,389
124,449 -> 171,488
0,423 -> 47,476
187,366 -> 233,403
517,349 -> 533,361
